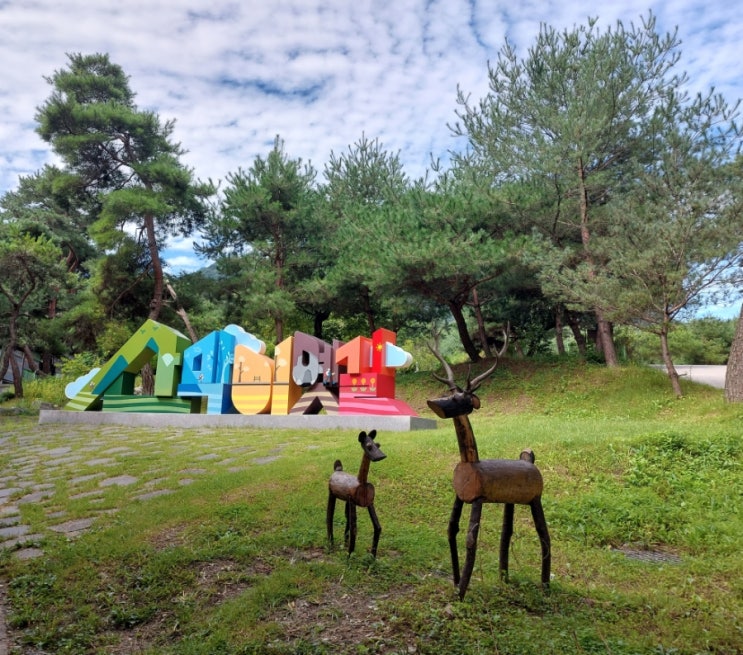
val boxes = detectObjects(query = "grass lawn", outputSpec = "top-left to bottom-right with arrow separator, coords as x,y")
0,360 -> 741,654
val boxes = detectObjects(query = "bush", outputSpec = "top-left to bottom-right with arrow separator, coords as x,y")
60,352 -> 104,379
20,376 -> 68,407
617,318 -> 736,364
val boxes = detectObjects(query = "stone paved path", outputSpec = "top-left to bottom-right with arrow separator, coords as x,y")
0,417 -> 287,652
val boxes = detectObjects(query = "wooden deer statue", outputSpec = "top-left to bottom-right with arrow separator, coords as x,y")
427,350 -> 551,599
327,430 -> 386,557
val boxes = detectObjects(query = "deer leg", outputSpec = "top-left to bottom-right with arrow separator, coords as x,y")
448,496 -> 464,585
368,504 -> 382,557
458,498 -> 483,600
326,492 -> 337,546
347,501 -> 358,555
530,497 -> 551,588
500,503 -> 515,582
344,500 -> 351,545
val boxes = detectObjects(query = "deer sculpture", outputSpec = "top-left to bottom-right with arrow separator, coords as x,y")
427,349 -> 551,599
327,430 -> 386,557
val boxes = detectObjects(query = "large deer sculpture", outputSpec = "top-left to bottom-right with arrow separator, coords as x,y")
327,430 -> 386,557
427,350 -> 551,599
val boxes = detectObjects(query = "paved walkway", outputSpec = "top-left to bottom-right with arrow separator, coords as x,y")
0,418 -> 288,652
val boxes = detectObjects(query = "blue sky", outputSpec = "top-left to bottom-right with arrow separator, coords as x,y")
0,0 -> 741,317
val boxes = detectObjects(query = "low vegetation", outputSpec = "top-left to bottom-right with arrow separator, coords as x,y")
0,360 -> 741,654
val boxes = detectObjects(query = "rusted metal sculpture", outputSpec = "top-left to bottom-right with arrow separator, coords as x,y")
427,350 -> 551,599
327,430 -> 386,557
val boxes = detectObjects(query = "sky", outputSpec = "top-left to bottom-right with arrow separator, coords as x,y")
1,0 -> 741,317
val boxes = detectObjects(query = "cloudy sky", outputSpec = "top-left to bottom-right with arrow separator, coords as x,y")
1,0 -> 741,315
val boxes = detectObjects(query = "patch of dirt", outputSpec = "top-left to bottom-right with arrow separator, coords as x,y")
615,545 -> 683,564
193,557 -> 268,602
275,584 -> 419,653
97,557 -> 270,654
146,524 -> 190,550
105,551 -> 419,655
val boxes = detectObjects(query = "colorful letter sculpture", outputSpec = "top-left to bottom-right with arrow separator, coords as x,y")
65,320 -> 417,417
64,320 -> 197,413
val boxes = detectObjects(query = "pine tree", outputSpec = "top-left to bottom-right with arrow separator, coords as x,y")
36,53 -> 212,324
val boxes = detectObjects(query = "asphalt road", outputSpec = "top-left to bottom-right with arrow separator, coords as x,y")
663,365 -> 727,389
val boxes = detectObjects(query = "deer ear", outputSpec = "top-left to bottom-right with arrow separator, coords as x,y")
471,394 -> 481,410
368,429 -> 377,439
358,431 -> 367,443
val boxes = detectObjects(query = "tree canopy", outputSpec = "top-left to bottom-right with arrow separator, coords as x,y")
35,52 -> 213,324
2,14 -> 743,400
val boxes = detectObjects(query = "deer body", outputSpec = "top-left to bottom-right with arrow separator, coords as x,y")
428,352 -> 551,599
329,458 -> 376,507
327,430 -> 386,557
453,458 -> 543,504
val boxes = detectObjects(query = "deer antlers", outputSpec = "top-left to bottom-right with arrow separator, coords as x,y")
428,344 -> 498,395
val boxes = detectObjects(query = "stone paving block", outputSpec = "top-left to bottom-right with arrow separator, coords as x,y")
253,455 -> 280,465
42,447 -> 72,457
135,489 -> 174,501
17,491 -> 54,504
69,490 -> 104,500
49,518 -> 95,535
48,456 -> 83,466
70,473 -> 106,485
84,458 -> 115,466
0,533 -> 44,550
0,525 -> 28,539
99,475 -> 138,487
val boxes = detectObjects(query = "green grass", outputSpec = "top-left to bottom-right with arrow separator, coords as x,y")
0,360 -> 741,654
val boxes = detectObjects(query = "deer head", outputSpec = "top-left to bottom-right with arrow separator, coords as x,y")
359,430 -> 386,462
426,346 -> 498,419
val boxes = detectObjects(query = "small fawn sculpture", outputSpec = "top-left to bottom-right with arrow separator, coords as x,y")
427,350 -> 551,599
327,430 -> 386,557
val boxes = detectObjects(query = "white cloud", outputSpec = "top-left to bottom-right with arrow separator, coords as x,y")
1,0 -> 741,279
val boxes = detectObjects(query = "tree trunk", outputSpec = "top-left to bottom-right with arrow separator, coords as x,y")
143,211 -> 162,396
9,350 -> 23,398
145,212 -> 163,322
565,311 -> 587,357
472,287 -> 493,358
660,327 -> 683,398
166,282 -> 198,343
313,310 -> 330,340
7,307 -> 23,398
361,286 -> 376,335
0,345 -> 9,382
140,363 -> 155,397
555,307 -> 565,356
41,352 -> 55,375
22,346 -> 41,376
725,304 -> 743,402
275,317 -> 284,344
596,311 -> 618,367
448,299 -> 481,363
576,156 -> 618,368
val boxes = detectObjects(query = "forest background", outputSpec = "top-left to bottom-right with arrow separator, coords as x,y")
2,12 -> 743,405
